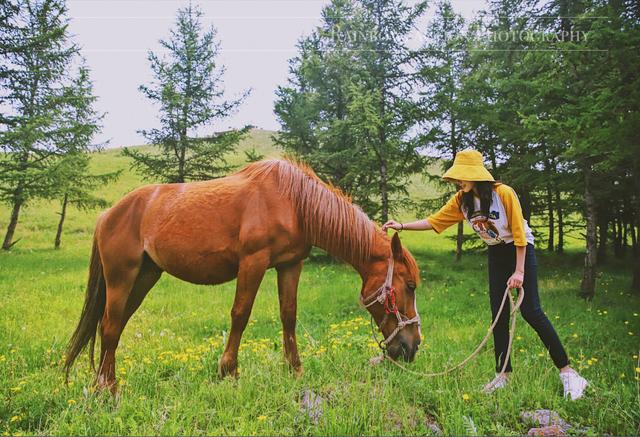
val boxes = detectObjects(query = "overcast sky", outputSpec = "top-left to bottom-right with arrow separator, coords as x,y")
67,0 -> 487,148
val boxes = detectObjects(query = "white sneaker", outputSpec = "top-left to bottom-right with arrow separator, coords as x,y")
560,370 -> 588,400
482,373 -> 509,393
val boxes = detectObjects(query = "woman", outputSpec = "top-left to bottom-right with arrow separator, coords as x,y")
382,149 -> 588,400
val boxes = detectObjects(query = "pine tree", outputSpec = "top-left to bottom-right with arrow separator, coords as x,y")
415,0 -> 469,260
123,3 -> 250,183
275,0 -> 427,221
0,0 -> 88,250
50,67 -> 120,248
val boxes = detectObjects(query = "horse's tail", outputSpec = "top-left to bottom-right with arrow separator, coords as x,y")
64,233 -> 105,381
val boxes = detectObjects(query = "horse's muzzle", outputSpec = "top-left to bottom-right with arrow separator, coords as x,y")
387,336 -> 419,362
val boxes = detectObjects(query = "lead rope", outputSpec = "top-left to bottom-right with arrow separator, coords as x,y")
377,285 -> 525,378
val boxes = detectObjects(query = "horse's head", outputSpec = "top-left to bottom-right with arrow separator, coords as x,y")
360,232 -> 421,362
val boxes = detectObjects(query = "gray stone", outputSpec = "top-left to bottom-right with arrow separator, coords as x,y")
300,389 -> 324,425
520,410 -> 571,431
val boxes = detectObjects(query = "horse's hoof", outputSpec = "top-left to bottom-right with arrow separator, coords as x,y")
293,366 -> 304,378
218,360 -> 238,379
95,378 -> 118,396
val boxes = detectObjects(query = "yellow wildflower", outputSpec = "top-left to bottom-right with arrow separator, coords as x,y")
257,415 -> 267,421
67,399 -> 76,405
10,415 -> 20,423
462,393 -> 470,401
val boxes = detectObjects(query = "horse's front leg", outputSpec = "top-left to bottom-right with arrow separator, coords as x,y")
219,251 -> 269,378
276,261 -> 303,376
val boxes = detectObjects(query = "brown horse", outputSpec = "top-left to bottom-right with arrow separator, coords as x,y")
64,159 -> 421,393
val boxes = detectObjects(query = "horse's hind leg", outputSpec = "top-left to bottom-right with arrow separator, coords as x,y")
97,256 -> 160,394
123,255 -> 162,326
276,261 -> 303,376
219,251 -> 270,378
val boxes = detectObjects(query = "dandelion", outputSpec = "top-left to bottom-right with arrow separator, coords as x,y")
633,355 -> 638,359
587,360 -> 593,366
629,332 -> 635,336
620,373 -> 625,379
516,336 -> 522,340
519,348 -> 525,353
634,313 -> 638,317
10,415 -> 20,423
538,352 -> 545,357
0,355 -> 5,362
462,393 -> 470,401
603,310 -> 608,314
572,333 -> 578,338
635,367 -> 640,373
555,316 -> 560,320
570,322 -> 575,326
625,321 -> 629,325
257,415 -> 267,421
67,399 -> 76,405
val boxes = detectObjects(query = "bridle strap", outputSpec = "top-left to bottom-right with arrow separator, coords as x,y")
360,256 -> 420,349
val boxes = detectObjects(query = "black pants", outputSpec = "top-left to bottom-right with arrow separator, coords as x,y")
488,242 -> 569,372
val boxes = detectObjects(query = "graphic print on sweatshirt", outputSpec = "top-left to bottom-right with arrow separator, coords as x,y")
468,209 -> 503,245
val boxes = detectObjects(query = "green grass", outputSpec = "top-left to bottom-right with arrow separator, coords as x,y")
1,131 -> 639,435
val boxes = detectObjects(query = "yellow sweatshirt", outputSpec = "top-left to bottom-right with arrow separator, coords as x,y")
427,183 -> 534,247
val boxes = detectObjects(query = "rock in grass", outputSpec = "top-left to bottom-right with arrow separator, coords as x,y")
425,416 -> 443,436
300,389 -> 324,425
520,410 -> 571,431
527,425 -> 566,436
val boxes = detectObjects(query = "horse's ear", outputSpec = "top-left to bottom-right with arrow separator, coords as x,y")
391,232 -> 404,262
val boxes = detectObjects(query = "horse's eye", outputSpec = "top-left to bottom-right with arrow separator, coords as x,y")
407,282 -> 416,292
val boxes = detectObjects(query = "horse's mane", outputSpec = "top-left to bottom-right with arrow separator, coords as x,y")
237,158 -> 377,265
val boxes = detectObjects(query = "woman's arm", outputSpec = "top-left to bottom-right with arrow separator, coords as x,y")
382,218 -> 434,232
507,245 -> 526,288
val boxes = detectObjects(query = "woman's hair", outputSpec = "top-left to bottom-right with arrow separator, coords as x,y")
461,181 -> 498,218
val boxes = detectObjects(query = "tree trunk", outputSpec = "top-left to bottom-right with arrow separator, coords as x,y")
379,159 -> 389,223
580,166 -> 597,300
596,206 -> 608,265
450,116 -> 463,262
54,193 -> 69,249
632,162 -> 640,293
2,199 -> 23,250
455,221 -> 463,262
622,218 -> 628,257
614,216 -> 623,258
555,187 -> 564,254
546,183 -> 554,251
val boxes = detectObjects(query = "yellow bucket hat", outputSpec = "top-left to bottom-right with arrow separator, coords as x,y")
442,149 -> 495,182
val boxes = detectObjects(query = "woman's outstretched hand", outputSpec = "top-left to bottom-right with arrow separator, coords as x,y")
382,220 -> 402,232
507,270 -> 524,289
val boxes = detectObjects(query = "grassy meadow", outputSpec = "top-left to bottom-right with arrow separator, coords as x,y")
1,130 -> 639,435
